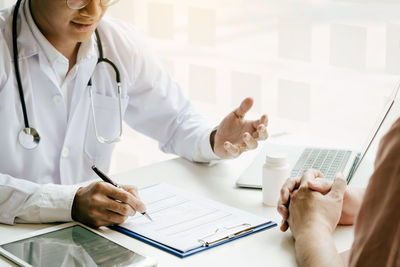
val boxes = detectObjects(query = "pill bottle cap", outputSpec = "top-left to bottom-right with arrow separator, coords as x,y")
265,153 -> 288,167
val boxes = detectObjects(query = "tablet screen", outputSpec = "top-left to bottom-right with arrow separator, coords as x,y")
1,225 -> 147,267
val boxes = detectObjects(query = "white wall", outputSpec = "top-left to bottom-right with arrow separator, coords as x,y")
106,0 -> 400,174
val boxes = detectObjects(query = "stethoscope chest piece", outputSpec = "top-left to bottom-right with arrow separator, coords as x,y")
18,127 -> 40,149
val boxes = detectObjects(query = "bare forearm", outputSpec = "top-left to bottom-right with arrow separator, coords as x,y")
347,187 -> 365,212
341,187 -> 365,225
295,229 -> 345,267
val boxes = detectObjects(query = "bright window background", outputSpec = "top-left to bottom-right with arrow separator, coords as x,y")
2,0 -> 400,174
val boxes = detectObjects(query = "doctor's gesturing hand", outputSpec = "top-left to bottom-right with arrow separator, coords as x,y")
212,97 -> 268,158
72,182 -> 146,228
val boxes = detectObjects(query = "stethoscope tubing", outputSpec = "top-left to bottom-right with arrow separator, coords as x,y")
12,0 -> 30,129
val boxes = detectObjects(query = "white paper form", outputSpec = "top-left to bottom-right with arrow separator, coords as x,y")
119,183 -> 270,252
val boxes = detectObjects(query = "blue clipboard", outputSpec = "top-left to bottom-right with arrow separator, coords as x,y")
109,221 -> 277,258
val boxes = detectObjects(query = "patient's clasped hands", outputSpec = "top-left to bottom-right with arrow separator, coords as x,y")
277,169 -> 363,239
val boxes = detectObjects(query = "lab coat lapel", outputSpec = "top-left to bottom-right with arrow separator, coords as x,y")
36,52 -> 62,93
68,56 -> 98,125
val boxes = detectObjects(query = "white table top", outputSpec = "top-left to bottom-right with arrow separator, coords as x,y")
0,136 -> 375,267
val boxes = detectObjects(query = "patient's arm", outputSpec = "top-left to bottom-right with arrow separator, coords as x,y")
295,229 -> 346,267
336,187 -> 365,225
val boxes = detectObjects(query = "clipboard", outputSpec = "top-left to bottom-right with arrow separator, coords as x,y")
108,183 -> 277,258
110,221 -> 277,258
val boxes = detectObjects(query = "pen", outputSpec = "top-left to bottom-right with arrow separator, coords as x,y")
91,165 -> 153,222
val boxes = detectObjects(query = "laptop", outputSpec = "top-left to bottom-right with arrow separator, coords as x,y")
236,83 -> 400,189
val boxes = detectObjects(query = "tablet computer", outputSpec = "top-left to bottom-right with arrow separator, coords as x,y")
0,222 -> 157,267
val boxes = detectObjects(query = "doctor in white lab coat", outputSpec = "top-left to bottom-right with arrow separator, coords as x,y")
0,0 -> 268,227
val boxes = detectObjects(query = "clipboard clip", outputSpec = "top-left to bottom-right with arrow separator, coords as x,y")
198,223 -> 253,247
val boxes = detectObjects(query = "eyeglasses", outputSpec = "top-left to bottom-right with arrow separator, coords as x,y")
66,0 -> 119,10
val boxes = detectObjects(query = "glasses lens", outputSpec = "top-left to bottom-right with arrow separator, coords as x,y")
67,0 -> 91,9
101,0 -> 120,7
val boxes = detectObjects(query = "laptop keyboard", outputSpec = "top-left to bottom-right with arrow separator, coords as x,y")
291,148 -> 352,179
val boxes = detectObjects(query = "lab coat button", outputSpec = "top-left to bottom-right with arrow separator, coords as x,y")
53,95 -> 62,104
61,147 -> 69,158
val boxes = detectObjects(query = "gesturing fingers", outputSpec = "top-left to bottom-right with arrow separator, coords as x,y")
251,124 -> 267,139
224,141 -> 241,157
243,132 -> 258,150
233,97 -> 254,119
252,114 -> 268,129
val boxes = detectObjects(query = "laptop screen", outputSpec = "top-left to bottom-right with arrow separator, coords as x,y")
350,82 -> 400,179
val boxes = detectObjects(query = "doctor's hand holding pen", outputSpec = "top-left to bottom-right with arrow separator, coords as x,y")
71,181 -> 146,228
212,97 -> 269,158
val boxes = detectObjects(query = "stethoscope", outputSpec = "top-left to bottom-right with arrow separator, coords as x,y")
12,0 -> 123,150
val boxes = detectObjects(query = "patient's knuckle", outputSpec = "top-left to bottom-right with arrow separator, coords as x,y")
277,205 -> 286,215
280,187 -> 286,196
290,189 -> 304,202
298,186 -> 308,194
331,191 -> 342,200
288,177 -> 296,185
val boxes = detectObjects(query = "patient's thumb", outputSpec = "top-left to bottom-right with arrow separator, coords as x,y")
328,176 -> 347,200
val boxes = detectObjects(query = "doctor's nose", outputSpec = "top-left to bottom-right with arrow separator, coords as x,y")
79,0 -> 104,18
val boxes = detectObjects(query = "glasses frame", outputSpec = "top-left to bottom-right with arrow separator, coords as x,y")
66,0 -> 120,10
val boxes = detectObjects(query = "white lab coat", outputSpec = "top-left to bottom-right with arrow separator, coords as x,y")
0,2 -> 218,225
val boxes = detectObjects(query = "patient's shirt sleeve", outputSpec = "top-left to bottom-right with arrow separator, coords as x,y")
348,118 -> 400,267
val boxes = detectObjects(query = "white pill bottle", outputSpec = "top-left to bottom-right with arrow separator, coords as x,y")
262,153 -> 290,206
